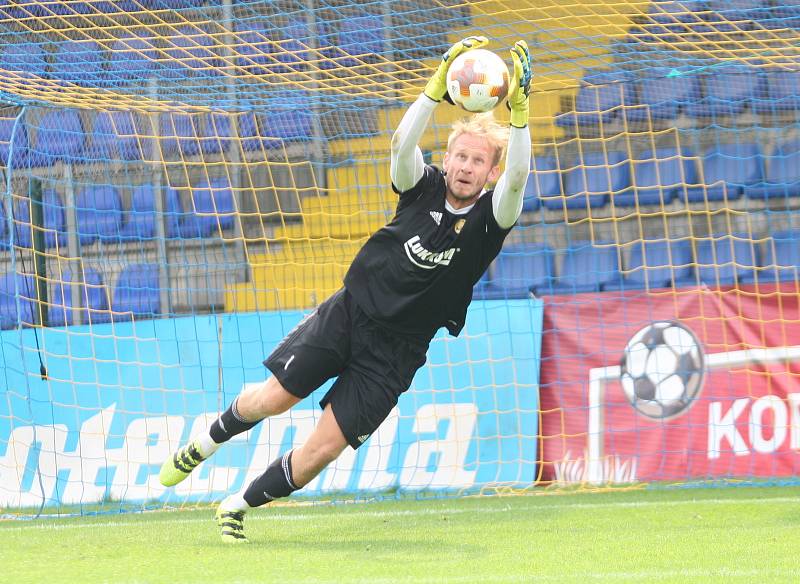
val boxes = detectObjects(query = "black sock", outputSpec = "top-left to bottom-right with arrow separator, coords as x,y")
208,398 -> 262,444
243,450 -> 300,507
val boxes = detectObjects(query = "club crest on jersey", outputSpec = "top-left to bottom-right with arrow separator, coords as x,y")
454,219 -> 466,234
404,235 -> 458,269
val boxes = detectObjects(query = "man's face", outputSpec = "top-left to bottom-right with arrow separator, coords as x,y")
443,133 -> 501,207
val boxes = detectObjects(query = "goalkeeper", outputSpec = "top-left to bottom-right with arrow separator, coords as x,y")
160,37 -> 532,543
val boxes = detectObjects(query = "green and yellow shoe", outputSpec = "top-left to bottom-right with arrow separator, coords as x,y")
216,508 -> 249,544
159,440 -> 207,487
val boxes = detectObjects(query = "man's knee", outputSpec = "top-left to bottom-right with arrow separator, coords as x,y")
239,377 -> 301,419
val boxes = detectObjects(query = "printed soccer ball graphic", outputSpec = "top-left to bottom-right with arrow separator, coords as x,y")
619,321 -> 705,419
446,49 -> 510,113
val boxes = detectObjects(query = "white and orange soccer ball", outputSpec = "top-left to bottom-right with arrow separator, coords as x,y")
446,48 -> 510,113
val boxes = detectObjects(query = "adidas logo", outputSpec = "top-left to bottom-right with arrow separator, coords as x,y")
357,434 -> 370,444
429,211 -> 442,226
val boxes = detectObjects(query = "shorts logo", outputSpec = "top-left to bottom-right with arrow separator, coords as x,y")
284,355 -> 295,370
403,235 -> 458,270
357,434 -> 370,444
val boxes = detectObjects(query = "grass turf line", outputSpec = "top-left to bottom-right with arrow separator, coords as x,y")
2,485 -> 800,583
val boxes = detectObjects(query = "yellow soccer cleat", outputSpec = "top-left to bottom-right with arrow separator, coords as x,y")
216,508 -> 249,544
159,440 -> 207,487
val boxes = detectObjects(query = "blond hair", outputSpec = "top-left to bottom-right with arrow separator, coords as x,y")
446,112 -> 509,167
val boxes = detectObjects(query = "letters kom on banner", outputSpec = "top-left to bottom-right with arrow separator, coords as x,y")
539,283 -> 800,486
0,299 -> 542,509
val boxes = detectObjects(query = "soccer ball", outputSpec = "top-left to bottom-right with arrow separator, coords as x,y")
446,49 -> 510,113
619,321 -> 705,419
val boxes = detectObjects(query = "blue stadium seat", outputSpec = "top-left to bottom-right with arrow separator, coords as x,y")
108,33 -> 159,83
112,263 -> 161,320
0,116 -> 30,169
51,40 -> 107,87
768,5 -> 800,29
273,18 -> 312,73
761,230 -> 800,283
693,233 -> 758,286
89,111 -> 146,161
473,243 -> 555,299
617,148 -> 697,206
238,110 -> 261,151
76,185 -> 123,245
546,152 -> 628,210
524,156 -> 561,212
0,201 -> 7,250
708,0 -> 771,24
159,112 -> 197,156
234,20 -> 276,76
163,26 -> 221,78
337,13 -> 385,67
550,242 -> 621,294
684,65 -> 763,118
12,189 -> 65,249
626,68 -> 700,122
0,272 -> 36,330
556,69 -> 634,127
0,43 -> 48,77
685,143 -> 763,202
48,268 -> 111,327
752,70 -> 800,112
257,91 -> 315,146
744,139 -> 800,200
120,185 -> 184,240
194,113 -> 233,155
34,109 -> 86,166
606,239 -> 694,290
179,177 -> 235,238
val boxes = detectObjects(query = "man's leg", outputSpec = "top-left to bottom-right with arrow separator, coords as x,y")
215,403 -> 348,543
159,377 -> 301,487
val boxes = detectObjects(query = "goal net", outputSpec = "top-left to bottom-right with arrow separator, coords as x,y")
1,0 -> 799,516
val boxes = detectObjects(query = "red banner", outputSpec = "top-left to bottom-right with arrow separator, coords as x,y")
539,283 -> 800,485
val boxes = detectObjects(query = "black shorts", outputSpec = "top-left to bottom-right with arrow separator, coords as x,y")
264,288 -> 430,449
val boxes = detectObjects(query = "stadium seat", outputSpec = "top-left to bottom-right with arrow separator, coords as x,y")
546,152 -> 628,210
337,13 -> 385,67
524,156 -> 561,212
119,185 -> 184,240
473,243 -> 555,299
0,272 -> 36,330
752,70 -> 800,113
0,201 -> 7,250
556,69 -> 634,127
273,18 -> 312,73
625,68 -> 701,122
684,65 -> 763,118
159,112 -> 197,156
0,42 -> 48,77
0,116 -> 30,169
761,230 -> 800,283
194,113 -> 233,155
12,189 -> 65,249
708,0 -> 771,25
108,33 -> 159,83
606,239 -> 694,290
179,177 -> 235,238
34,109 -> 86,166
111,263 -> 161,320
89,111 -> 146,161
48,268 -> 111,327
234,20 -> 276,76
162,26 -> 221,78
685,143 -> 762,202
550,242 -> 622,294
744,139 -> 800,200
75,185 -> 123,245
616,148 -> 697,207
256,91 -> 315,145
768,5 -> 800,29
51,40 -> 107,87
693,233 -> 758,286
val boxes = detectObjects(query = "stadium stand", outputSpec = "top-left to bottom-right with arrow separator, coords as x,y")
111,263 -> 162,320
684,65 -> 763,119
625,67 -> 701,122
48,268 -> 111,327
617,148 -> 697,207
556,69 -> 635,127
0,272 -> 35,330
752,69 -> 800,113
179,177 -> 235,238
523,156 -> 560,212
550,242 -> 621,294
89,111 -> 146,162
12,189 -> 64,249
35,109 -> 87,166
685,142 -> 763,202
761,230 -> 800,283
691,233 -> 759,286
473,243 -> 555,300
606,239 -> 694,290
51,40 -> 107,87
745,139 -> 800,200
546,152 -> 628,210
76,185 -> 123,245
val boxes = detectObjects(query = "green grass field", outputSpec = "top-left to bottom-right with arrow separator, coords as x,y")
2,485 -> 800,583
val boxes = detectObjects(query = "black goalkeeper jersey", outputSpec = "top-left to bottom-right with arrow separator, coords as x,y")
344,164 -> 513,339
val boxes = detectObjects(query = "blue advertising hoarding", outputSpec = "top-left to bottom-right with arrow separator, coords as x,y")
0,299 -> 542,509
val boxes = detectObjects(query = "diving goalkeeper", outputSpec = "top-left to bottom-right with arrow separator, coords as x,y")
160,37 -> 532,543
